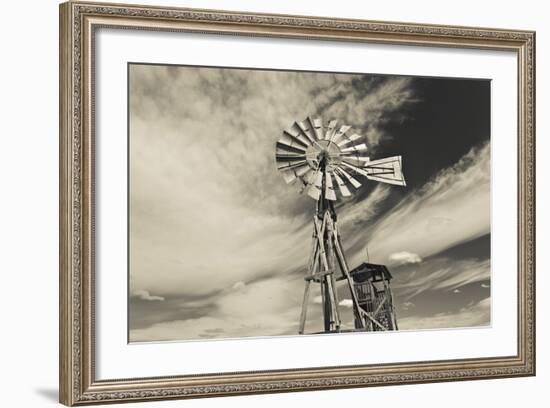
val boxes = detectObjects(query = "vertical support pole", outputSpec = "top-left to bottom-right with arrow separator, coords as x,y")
322,277 -> 331,332
326,215 -> 341,331
333,231 -> 366,329
314,213 -> 338,332
299,216 -> 321,334
298,281 -> 311,335
314,215 -> 330,331
384,281 -> 398,331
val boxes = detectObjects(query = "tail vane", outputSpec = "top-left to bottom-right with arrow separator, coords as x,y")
363,156 -> 406,186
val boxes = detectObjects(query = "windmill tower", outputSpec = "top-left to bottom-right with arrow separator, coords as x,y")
275,117 -> 405,334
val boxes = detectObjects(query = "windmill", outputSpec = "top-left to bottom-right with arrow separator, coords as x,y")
275,117 -> 405,334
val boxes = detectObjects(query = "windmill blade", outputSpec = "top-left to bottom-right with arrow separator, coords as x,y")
335,166 -> 362,189
339,150 -> 371,165
296,165 -> 312,178
341,156 -> 371,168
308,117 -> 325,140
324,169 -> 337,201
307,185 -> 322,200
281,170 -> 298,184
280,163 -> 311,184
339,150 -> 370,158
314,169 -> 323,188
363,156 -> 406,186
292,165 -> 313,182
276,141 -> 307,155
333,171 -> 351,197
302,168 -> 318,185
340,154 -> 370,162
325,120 -> 339,141
341,143 -> 368,154
280,131 -> 308,148
301,168 -> 319,190
276,153 -> 306,162
341,161 -> 371,178
296,120 -> 317,145
331,125 -> 352,144
277,159 -> 308,171
286,123 -> 312,147
331,124 -> 351,144
276,145 -> 305,155
336,132 -> 362,147
306,169 -> 323,200
278,132 -> 308,151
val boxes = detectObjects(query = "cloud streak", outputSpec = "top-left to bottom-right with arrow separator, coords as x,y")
131,276 -> 303,341
393,257 -> 490,300
132,290 -> 165,302
399,297 -> 490,330
389,251 -> 423,265
338,299 -> 354,308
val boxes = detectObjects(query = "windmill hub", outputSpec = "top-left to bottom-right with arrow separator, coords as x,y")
305,140 -> 342,170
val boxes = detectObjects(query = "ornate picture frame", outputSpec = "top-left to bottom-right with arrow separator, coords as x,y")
59,1 -> 535,405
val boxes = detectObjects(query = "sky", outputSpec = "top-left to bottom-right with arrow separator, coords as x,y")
128,63 -> 491,342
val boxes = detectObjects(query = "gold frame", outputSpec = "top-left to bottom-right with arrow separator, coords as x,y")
59,1 -> 536,405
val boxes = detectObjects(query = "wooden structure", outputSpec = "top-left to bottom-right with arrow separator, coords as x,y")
346,263 -> 399,331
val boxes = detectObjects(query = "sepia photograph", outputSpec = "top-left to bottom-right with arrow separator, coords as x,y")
56,2 -> 536,404
128,63 -> 491,343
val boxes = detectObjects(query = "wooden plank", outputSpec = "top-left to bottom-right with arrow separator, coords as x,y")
298,281 -> 311,335
360,309 -> 387,331
373,294 -> 387,316
304,269 -> 334,281
333,231 -> 367,329
326,218 -> 341,330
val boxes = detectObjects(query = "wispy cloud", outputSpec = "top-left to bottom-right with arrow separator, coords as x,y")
323,77 -> 417,146
131,290 -> 165,302
338,185 -> 391,228
338,299 -> 354,308
393,257 -> 490,300
389,251 -> 423,265
232,281 -> 247,291
131,276 -> 303,341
